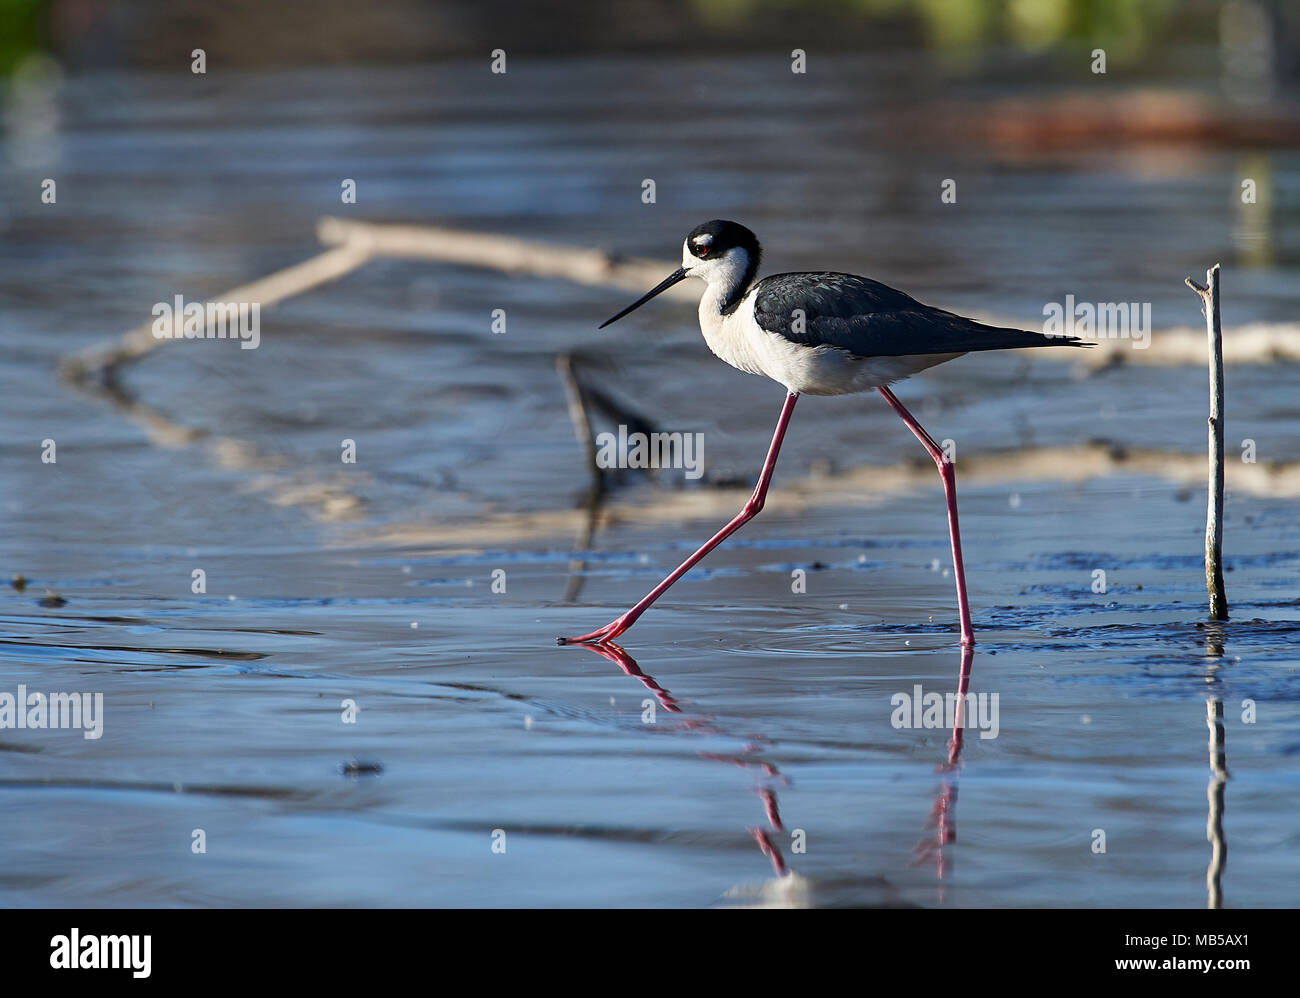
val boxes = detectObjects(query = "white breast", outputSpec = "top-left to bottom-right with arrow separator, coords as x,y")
697,292 -> 767,377
699,291 -> 962,396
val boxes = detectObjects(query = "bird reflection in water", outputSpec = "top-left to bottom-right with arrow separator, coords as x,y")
576,640 -> 791,878
573,639 -> 977,904
911,644 -> 974,901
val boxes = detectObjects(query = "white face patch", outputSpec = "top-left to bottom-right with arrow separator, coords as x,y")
685,245 -> 751,305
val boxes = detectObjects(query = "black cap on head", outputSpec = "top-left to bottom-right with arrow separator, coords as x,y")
686,219 -> 761,266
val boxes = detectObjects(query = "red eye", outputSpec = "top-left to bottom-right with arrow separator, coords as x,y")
698,245 -> 709,256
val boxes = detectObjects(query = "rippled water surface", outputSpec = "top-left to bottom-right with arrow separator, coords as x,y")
2,57 -> 1298,907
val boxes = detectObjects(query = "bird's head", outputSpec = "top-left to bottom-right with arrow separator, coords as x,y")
600,219 -> 762,328
681,219 -> 762,289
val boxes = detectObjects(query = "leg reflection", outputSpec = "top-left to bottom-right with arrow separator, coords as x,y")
569,640 -> 792,880
912,644 -> 975,892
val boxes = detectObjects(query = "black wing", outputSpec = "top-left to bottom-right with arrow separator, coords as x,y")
751,272 -> 1088,357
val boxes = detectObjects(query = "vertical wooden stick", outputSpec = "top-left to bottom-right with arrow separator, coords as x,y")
1185,265 -> 1229,620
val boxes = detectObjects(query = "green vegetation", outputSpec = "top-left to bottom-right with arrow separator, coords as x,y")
692,0 -> 1190,62
0,0 -> 47,76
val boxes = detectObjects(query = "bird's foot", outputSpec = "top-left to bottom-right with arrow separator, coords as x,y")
557,615 -> 631,646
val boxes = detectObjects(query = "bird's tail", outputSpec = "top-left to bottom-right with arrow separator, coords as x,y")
956,317 -> 1092,352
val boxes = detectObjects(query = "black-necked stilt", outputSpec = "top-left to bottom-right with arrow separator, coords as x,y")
559,219 -> 1088,648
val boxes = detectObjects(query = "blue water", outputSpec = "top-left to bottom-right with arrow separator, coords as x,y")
2,56 -> 1298,906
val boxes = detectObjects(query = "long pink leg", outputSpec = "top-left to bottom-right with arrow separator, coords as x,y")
559,392 -> 799,645
878,386 -> 975,647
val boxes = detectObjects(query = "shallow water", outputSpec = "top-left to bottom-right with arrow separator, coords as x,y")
2,56 -> 1298,907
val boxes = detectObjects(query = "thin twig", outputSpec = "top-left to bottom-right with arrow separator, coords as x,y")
360,440 -> 1300,549
1185,264 -> 1229,620
555,353 -> 603,495
317,217 -> 697,302
59,242 -> 372,382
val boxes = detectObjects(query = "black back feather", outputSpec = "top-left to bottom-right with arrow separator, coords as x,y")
752,272 -> 1089,356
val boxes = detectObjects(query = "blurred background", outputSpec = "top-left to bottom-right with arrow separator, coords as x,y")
1,0 -> 1298,908
4,0 -> 1299,70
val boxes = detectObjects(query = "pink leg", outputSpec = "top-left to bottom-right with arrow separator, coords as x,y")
559,392 -> 799,645
877,386 -> 975,647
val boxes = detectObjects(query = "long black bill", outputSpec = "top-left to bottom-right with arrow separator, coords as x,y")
599,267 -> 690,328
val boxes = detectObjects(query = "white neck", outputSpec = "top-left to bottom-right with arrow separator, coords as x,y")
686,245 -> 753,315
